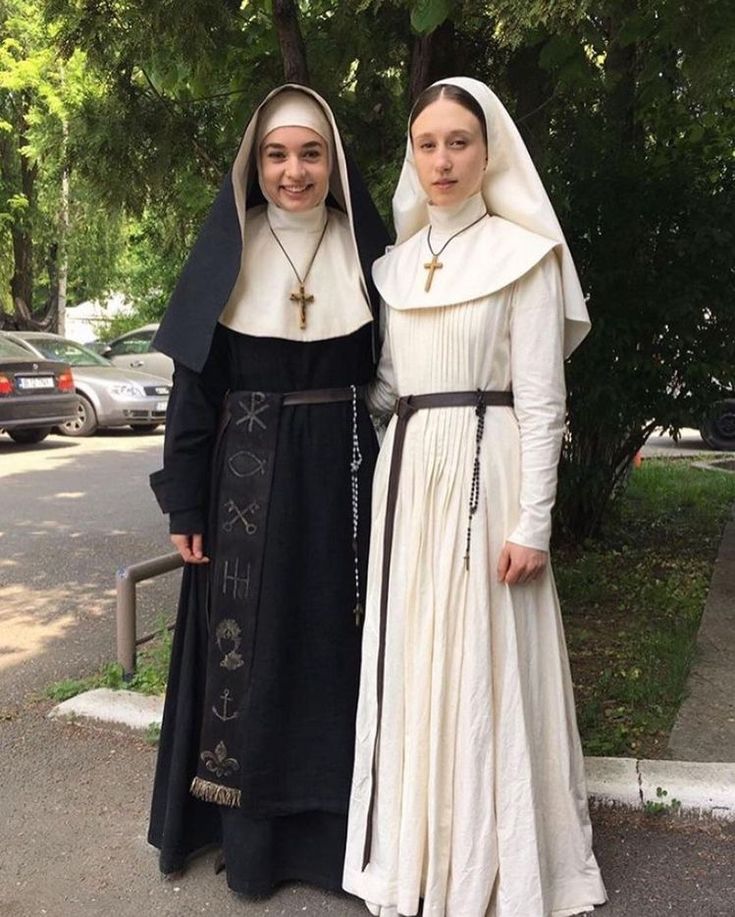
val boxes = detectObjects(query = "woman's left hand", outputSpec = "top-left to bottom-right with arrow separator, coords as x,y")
497,542 -> 548,585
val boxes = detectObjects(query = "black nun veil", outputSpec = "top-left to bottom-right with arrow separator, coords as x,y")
147,84 -> 389,897
154,83 -> 387,373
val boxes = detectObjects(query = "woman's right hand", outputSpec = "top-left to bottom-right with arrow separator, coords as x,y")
171,533 -> 210,564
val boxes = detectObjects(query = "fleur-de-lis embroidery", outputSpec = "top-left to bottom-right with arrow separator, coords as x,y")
201,741 -> 240,778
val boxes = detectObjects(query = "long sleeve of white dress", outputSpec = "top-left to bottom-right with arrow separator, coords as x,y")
367,302 -> 398,421
506,256 -> 567,553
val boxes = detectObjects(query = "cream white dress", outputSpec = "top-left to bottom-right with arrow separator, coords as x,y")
343,193 -> 607,917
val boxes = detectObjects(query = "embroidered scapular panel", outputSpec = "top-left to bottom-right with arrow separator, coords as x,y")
194,390 -> 282,808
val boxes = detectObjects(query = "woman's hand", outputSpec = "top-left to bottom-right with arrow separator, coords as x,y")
171,533 -> 209,564
497,541 -> 547,585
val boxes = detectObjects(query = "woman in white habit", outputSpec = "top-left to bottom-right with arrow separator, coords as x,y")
343,77 -> 608,917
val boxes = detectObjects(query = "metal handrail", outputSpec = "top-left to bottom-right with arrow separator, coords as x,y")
116,552 -> 184,678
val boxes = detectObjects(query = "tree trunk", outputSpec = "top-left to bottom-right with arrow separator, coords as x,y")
56,122 -> 70,336
409,33 -> 433,103
408,21 -> 456,103
506,40 -> 552,164
272,0 -> 310,86
9,94 -> 44,328
605,5 -> 644,151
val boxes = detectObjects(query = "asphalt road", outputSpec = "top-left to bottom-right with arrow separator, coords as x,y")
0,428 -> 177,705
2,428 -> 734,916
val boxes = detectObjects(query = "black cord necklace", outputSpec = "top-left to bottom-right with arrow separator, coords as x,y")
266,212 -> 330,329
423,210 -> 489,292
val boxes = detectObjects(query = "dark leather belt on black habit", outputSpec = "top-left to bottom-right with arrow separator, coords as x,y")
361,388 -> 514,869
281,385 -> 367,406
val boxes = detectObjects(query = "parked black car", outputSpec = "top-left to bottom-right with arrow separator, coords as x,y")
699,401 -> 735,451
0,336 -> 78,444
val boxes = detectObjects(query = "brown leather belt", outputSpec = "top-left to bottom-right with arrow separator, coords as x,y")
361,388 -> 514,869
282,385 -> 366,406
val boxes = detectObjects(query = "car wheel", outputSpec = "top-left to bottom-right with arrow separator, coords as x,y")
700,400 -> 735,451
130,423 -> 160,434
61,394 -> 98,437
8,427 -> 51,444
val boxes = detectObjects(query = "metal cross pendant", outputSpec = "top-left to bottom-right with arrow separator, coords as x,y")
290,283 -> 315,329
423,255 -> 443,292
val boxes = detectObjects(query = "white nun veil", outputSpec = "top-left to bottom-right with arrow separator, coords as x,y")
390,76 -> 590,357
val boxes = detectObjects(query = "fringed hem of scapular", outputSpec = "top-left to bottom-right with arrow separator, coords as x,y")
190,777 -> 242,807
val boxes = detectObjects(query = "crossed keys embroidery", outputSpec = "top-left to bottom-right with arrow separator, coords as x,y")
235,393 -> 269,433
223,498 -> 260,535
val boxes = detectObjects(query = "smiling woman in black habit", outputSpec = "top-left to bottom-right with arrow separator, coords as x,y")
147,84 -> 388,898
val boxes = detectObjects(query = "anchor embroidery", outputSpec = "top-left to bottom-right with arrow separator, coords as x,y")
223,498 -> 260,535
201,740 -> 240,778
235,392 -> 269,433
216,619 -> 245,670
227,450 -> 267,478
212,688 -> 239,722
221,559 -> 251,602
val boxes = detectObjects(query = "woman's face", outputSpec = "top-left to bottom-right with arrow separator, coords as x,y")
259,126 -> 330,211
410,97 -> 487,207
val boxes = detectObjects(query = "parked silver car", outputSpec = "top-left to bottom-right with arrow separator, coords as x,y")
2,331 -> 171,436
101,323 -> 173,381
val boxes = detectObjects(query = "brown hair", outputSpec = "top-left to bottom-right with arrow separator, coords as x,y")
409,84 -> 488,147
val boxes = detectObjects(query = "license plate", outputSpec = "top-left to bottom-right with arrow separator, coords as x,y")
155,401 -> 168,412
16,376 -> 54,390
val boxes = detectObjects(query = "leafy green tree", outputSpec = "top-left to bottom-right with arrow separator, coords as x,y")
385,0 -> 735,538
0,0 -> 125,329
36,0 -> 735,541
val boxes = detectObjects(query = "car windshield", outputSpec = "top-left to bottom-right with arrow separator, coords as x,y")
0,337 -> 37,359
29,337 -> 109,367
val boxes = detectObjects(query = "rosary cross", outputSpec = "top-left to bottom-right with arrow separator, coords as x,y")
423,255 -> 443,292
290,283 -> 315,329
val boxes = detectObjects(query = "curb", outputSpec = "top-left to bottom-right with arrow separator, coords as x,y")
586,756 -> 735,820
49,690 -> 735,821
48,687 -> 163,732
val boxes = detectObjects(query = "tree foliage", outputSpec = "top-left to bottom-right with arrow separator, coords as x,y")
1,0 -> 733,539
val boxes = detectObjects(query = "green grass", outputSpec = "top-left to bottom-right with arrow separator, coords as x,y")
557,458 -> 735,758
45,620 -> 173,703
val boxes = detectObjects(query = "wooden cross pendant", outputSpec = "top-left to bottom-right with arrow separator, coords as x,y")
423,255 -> 443,292
290,283 -> 315,329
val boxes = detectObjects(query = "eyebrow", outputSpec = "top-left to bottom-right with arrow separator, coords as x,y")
263,140 -> 325,151
413,129 -> 474,142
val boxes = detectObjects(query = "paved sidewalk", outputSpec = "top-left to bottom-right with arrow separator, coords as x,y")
668,506 -> 735,761
2,706 -> 735,917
